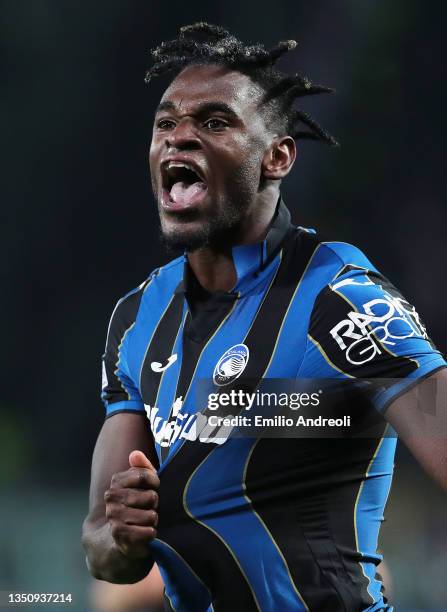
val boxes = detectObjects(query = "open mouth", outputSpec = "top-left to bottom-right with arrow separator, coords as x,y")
161,161 -> 208,211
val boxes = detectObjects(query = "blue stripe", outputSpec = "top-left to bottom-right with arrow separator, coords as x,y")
265,244 -> 345,378
105,399 -> 144,415
160,254 -> 282,471
151,538 -> 212,612
151,305 -> 188,465
128,261 -> 184,388
300,336 -> 353,378
355,436 -> 396,606
321,242 -> 378,273
185,439 -> 307,611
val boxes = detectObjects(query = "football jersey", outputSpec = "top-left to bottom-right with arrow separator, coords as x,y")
101,199 -> 446,611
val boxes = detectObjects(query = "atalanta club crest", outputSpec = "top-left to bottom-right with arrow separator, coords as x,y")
213,344 -> 249,386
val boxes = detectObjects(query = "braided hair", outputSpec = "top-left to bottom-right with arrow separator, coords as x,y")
145,22 -> 338,146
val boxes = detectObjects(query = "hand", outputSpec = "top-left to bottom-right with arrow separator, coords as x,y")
104,450 -> 160,559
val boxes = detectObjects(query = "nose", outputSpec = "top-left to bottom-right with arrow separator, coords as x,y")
165,118 -> 201,151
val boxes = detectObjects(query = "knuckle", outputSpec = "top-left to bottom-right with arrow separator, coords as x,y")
122,490 -> 136,506
137,470 -> 149,486
110,473 -> 119,486
151,491 -> 159,508
105,488 -> 122,507
105,505 -> 114,520
131,491 -> 146,507
106,500 -> 125,521
110,522 -> 123,540
149,527 -> 157,540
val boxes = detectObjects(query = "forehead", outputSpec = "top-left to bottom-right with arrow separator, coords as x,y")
158,64 -> 262,115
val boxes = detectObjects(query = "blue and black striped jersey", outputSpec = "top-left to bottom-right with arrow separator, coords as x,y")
101,199 -> 446,611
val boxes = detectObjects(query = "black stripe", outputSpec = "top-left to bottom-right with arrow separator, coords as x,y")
155,229 -> 321,608
326,436 -> 388,609
261,196 -> 291,267
157,442 -> 259,611
166,229 -> 320,458
160,299 -> 237,464
176,299 -> 236,398
102,280 -> 151,406
239,228 -> 319,382
333,264 -> 368,280
244,436 -> 387,610
205,227 -> 319,407
140,290 -> 185,407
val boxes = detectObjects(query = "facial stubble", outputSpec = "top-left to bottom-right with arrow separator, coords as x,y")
153,155 -> 261,253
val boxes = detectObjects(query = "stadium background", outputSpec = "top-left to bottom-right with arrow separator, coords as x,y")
1,0 -> 447,610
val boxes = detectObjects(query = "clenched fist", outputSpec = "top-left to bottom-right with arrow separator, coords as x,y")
104,450 -> 160,560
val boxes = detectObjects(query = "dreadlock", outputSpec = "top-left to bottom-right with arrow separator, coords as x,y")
145,22 -> 338,146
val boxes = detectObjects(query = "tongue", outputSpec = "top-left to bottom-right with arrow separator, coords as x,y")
170,181 -> 207,207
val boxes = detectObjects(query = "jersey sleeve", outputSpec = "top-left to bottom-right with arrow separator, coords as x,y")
301,263 -> 447,413
101,285 -> 147,418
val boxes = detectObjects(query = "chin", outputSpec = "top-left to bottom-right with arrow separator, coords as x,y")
158,195 -> 248,253
160,223 -> 211,253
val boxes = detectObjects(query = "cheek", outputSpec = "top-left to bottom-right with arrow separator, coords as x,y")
213,135 -> 261,172
148,141 -> 158,173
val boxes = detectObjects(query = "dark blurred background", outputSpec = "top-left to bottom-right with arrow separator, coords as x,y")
1,1 -> 446,610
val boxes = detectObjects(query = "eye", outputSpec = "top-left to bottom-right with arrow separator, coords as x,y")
156,118 -> 176,130
204,118 -> 228,131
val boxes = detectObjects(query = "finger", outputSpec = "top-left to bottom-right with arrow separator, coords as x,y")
105,487 -> 159,510
111,525 -> 157,557
124,489 -> 159,510
111,467 -> 160,490
129,450 -> 156,471
122,508 -> 158,527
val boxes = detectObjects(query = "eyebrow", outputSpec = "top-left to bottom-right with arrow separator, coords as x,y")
155,100 -> 240,120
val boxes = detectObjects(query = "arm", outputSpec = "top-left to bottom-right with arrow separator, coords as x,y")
82,412 -> 160,583
386,368 -> 447,491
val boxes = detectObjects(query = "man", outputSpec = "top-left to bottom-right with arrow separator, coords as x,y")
82,23 -> 447,611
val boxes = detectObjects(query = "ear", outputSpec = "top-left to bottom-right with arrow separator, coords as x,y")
262,136 -> 296,180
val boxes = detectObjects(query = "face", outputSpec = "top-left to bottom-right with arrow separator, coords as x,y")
149,64 -> 272,251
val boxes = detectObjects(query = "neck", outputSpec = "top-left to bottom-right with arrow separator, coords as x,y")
187,185 -> 280,292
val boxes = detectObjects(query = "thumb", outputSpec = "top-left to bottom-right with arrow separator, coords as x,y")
129,450 -> 155,471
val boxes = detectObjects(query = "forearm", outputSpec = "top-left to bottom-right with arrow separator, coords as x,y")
82,517 -> 154,584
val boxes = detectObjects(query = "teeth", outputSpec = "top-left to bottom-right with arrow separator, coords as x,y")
167,161 -> 195,172
162,160 -> 204,188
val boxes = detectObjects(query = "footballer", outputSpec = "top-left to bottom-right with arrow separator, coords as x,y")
83,23 -> 447,611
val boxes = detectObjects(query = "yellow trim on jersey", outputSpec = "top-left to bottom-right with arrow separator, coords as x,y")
153,308 -> 188,409
177,292 -> 241,407
138,293 -> 178,393
114,321 -> 136,400
353,425 -> 389,603
307,332 -> 355,378
153,537 -> 213,610
259,243 -> 323,378
242,439 -> 310,611
182,453 -> 262,611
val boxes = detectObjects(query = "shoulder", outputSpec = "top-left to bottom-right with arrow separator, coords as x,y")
290,225 -> 379,277
317,240 -> 379,274
309,238 -> 393,316
108,255 -> 184,337
290,230 -> 383,301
